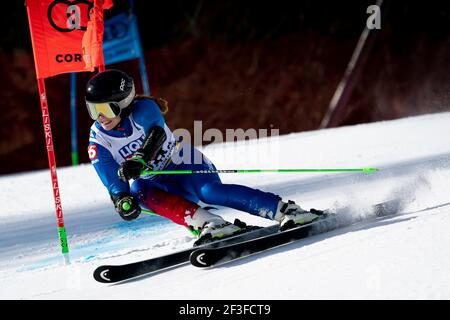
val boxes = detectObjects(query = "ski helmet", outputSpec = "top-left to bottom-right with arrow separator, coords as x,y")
85,69 -> 135,120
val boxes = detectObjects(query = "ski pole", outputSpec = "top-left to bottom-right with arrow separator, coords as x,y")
141,168 -> 378,175
141,208 -> 159,216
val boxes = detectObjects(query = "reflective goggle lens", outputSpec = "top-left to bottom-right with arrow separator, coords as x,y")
87,102 -> 120,120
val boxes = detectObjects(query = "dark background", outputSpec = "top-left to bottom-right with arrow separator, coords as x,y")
1,0 -> 449,175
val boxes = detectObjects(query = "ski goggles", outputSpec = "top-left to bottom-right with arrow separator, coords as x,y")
86,84 -> 136,120
86,101 -> 121,120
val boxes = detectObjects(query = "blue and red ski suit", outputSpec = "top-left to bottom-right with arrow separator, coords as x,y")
88,98 -> 281,226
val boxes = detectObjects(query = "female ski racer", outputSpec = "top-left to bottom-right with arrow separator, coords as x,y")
85,69 -> 320,244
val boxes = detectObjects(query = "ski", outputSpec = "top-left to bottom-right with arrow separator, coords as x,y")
93,221 -> 279,283
190,199 -> 403,268
93,199 -> 403,282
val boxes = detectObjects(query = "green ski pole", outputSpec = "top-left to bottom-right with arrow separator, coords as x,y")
142,168 -> 378,175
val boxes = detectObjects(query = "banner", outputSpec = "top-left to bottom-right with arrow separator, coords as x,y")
26,0 -> 113,79
25,0 -> 113,264
103,12 -> 141,65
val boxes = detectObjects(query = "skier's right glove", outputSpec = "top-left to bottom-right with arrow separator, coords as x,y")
112,193 -> 141,221
118,156 -> 147,182
117,126 -> 167,182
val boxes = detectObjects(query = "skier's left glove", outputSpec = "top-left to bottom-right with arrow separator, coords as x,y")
112,193 -> 141,221
118,155 -> 147,182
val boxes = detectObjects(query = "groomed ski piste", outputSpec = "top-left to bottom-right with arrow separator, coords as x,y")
1,112 -> 450,299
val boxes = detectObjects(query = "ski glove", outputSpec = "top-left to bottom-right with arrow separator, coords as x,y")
117,126 -> 167,182
112,193 -> 141,221
118,155 -> 147,182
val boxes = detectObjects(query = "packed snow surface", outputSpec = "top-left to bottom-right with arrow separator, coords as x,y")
1,112 -> 450,299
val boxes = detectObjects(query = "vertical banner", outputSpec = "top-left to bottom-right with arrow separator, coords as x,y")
103,12 -> 140,64
103,10 -> 150,95
26,0 -> 112,78
26,0 -> 112,264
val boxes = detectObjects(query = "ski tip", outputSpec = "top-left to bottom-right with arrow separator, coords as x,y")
189,250 -> 212,268
373,198 -> 403,216
93,266 -> 115,283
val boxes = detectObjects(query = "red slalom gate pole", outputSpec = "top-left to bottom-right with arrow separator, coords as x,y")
37,78 -> 70,265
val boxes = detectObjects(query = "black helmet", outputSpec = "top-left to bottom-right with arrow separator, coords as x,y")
85,69 -> 135,120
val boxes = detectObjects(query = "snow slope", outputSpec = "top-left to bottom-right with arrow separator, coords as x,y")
1,112 -> 450,299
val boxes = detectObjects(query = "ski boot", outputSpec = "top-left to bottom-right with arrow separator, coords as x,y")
187,208 -> 243,246
274,200 -> 322,231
